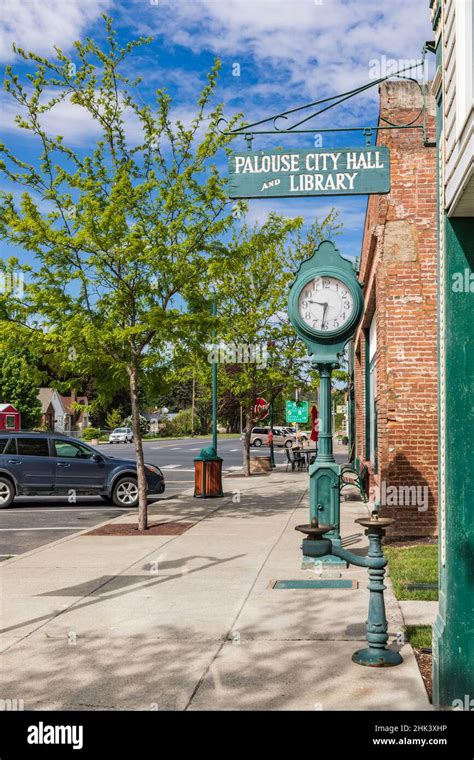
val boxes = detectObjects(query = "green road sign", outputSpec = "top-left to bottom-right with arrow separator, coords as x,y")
286,400 -> 309,423
228,147 -> 390,199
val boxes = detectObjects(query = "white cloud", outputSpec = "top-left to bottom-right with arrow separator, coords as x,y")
0,0 -> 112,62
129,0 -> 433,101
0,87 -> 147,146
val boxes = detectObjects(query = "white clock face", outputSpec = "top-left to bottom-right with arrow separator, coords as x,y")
298,276 -> 354,333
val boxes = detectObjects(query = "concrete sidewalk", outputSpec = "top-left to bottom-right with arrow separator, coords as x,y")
0,470 -> 431,711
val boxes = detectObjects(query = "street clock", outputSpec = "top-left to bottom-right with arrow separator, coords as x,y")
288,240 -> 364,364
288,240 -> 365,555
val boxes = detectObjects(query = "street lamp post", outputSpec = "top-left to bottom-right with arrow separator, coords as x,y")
269,400 -> 275,468
211,296 -> 218,452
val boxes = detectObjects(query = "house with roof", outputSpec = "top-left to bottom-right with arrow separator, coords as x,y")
37,388 -> 90,433
0,403 -> 21,432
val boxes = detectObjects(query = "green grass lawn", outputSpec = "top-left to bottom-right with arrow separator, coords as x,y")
405,625 -> 432,649
385,544 -> 438,601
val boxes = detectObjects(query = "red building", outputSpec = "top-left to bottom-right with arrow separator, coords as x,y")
0,404 -> 21,432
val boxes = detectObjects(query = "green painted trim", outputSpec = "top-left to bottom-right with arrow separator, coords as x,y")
433,217 -> 474,707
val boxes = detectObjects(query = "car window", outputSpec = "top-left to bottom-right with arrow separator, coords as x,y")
16,438 -> 50,457
0,437 -> 11,454
54,440 -> 95,459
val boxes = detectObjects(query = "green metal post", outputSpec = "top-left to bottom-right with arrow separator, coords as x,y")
211,297 -> 218,453
315,364 -> 335,464
269,401 -> 275,468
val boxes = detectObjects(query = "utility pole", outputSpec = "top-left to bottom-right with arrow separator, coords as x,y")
191,370 -> 195,437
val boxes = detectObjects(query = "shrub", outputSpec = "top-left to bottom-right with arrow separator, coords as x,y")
167,408 -> 197,436
82,427 -> 101,441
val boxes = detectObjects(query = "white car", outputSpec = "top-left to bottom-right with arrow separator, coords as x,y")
108,427 -> 134,444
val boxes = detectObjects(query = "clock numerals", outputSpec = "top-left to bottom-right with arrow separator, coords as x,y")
298,276 -> 354,335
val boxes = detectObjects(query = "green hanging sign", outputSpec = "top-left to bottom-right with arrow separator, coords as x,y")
228,146 -> 390,199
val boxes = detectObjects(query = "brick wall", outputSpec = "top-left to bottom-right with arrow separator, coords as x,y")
353,81 -> 438,537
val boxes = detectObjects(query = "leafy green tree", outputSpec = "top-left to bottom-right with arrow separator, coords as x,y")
105,409 -> 123,430
0,17 -> 241,528
0,353 -> 42,429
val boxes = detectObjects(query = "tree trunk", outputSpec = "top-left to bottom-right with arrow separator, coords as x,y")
243,410 -> 253,477
127,361 -> 148,531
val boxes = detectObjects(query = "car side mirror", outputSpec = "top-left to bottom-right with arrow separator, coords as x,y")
92,453 -> 103,463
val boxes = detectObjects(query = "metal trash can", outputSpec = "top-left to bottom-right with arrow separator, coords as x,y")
194,446 -> 223,498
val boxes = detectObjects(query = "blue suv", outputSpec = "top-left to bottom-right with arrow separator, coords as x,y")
0,432 -> 165,508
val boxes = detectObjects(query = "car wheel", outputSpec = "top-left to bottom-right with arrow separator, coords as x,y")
284,440 -> 293,449
112,477 -> 139,507
0,478 -> 15,508
253,438 -> 262,447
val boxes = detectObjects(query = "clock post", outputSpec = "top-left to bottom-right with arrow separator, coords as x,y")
288,241 -> 365,564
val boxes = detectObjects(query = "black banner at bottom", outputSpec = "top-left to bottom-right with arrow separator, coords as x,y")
0,710 -> 472,758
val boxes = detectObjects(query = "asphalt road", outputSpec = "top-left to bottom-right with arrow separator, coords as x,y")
0,435 -> 291,558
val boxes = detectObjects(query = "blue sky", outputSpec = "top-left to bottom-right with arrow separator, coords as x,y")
0,0 -> 434,265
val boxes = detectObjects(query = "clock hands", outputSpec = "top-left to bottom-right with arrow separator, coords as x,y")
321,303 -> 328,329
308,300 -> 328,328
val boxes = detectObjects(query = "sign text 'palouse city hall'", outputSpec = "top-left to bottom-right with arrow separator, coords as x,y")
228,147 -> 390,198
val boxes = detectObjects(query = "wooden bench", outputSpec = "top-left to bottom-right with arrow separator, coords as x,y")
340,462 -> 369,502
